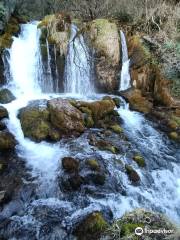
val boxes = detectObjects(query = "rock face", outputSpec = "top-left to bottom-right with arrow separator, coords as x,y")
87,19 -> 120,92
128,35 -> 174,107
0,88 -> 16,104
48,98 -> 85,137
0,131 -> 17,151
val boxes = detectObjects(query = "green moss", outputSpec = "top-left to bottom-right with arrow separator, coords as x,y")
74,212 -> 108,239
133,155 -> 146,167
110,124 -> 123,134
169,131 -> 179,141
86,159 -> 100,171
171,115 -> 180,127
121,223 -> 144,238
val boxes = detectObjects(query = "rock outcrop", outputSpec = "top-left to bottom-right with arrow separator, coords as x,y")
86,19 -> 120,92
0,88 -> 16,104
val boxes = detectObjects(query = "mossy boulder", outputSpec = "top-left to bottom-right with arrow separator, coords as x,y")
105,209 -> 177,240
90,138 -> 119,154
19,104 -> 53,142
0,131 -> 17,151
133,155 -> 146,167
0,106 -> 8,119
86,159 -> 100,171
0,88 -> 16,104
125,165 -> 140,184
122,89 -> 153,114
109,124 -> 123,134
112,97 -> 121,108
48,98 -> 85,137
62,157 -> 79,173
74,211 -> 108,240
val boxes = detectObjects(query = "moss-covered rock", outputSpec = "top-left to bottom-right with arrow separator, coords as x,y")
86,159 -> 100,171
105,209 -> 177,240
48,98 -> 85,137
19,104 -> 52,142
169,131 -> 179,141
62,157 -> 79,173
89,173 -> 106,185
61,174 -> 84,191
109,124 -> 123,134
0,88 -> 16,104
0,131 -> 17,151
112,97 -> 121,108
125,165 -> 140,184
133,155 -> 146,167
0,106 -> 8,120
74,211 -> 108,240
91,139 -> 119,154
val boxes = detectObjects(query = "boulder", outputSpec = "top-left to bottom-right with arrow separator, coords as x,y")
0,131 -> 17,151
19,104 -> 53,142
122,89 -> 153,114
62,157 -> 79,173
73,211 -> 108,240
48,98 -> 85,137
86,19 -> 120,91
0,88 -> 15,104
133,154 -> 146,167
61,174 -> 84,191
0,106 -> 8,119
86,159 -> 100,172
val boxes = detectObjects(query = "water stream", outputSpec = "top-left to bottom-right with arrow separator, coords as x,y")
0,22 -> 180,239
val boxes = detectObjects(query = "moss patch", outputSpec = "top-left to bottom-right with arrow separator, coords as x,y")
109,124 -> 123,134
133,155 -> 146,167
86,159 -> 100,171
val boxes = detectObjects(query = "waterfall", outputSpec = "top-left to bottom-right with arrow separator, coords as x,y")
119,31 -> 131,91
7,23 -> 43,97
65,24 -> 94,96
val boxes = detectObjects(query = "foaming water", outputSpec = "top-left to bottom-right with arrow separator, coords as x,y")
119,31 -> 131,91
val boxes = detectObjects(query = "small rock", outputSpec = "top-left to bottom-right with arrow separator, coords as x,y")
62,157 -> 79,173
109,124 -> 123,134
0,131 -> 17,151
89,173 -> 106,185
125,165 -> 140,184
133,155 -> 146,167
73,211 -> 108,240
0,121 -> 6,130
62,174 -> 84,191
86,159 -> 100,171
112,97 -> 121,108
0,89 -> 16,104
169,131 -> 179,141
0,106 -> 8,120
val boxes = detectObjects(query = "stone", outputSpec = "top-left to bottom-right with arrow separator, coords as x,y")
133,155 -> 146,167
86,159 -> 100,171
62,157 -> 79,173
0,88 -> 16,104
73,211 -> 108,240
48,98 -> 85,137
125,165 -> 140,183
112,97 -> 121,108
109,124 -> 123,134
61,174 -> 84,191
169,131 -> 179,141
0,106 -> 8,120
0,131 -> 17,151
0,121 -> 6,130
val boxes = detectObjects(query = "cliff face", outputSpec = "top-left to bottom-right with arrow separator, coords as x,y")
0,0 -> 17,34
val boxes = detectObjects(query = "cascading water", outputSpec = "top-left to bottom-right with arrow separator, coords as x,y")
119,31 -> 131,91
65,24 -> 94,96
0,22 -> 180,239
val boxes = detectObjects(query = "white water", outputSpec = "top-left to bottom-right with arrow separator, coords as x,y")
3,23 -> 67,188
119,31 -> 131,91
65,24 -> 94,96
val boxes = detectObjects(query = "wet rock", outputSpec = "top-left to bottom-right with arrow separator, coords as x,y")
0,122 -> 6,130
0,190 -> 5,203
86,159 -> 100,171
125,164 -> 140,184
169,131 -> 179,141
0,89 -> 15,104
73,211 -> 108,240
19,104 -> 52,142
0,131 -> 16,151
109,124 -> 123,134
133,154 -> 146,167
48,98 -> 85,137
104,209 -> 177,240
0,106 -> 8,120
112,97 -> 121,108
62,157 -> 79,173
89,137 -> 119,154
122,89 -> 153,114
61,174 -> 84,191
86,19 -> 120,91
87,173 -> 106,186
